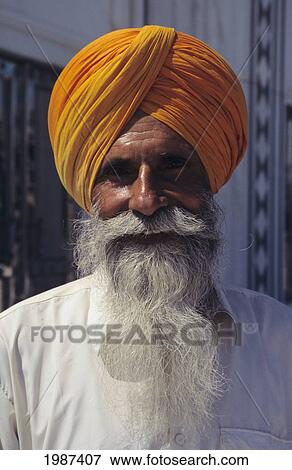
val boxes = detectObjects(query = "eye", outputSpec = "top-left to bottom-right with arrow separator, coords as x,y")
103,166 -> 123,176
165,159 -> 186,169
162,155 -> 188,171
98,164 -> 137,186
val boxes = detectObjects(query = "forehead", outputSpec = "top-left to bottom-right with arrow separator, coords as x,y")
107,110 -> 194,154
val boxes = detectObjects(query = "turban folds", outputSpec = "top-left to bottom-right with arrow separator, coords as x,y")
48,25 -> 248,212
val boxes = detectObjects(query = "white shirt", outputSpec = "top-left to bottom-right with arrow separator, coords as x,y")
1,276 -> 292,450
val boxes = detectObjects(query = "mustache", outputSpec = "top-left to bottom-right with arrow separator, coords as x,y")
90,199 -> 221,242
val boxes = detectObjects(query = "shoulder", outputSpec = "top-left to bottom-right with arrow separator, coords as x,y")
221,284 -> 291,314
0,276 -> 92,317
0,276 -> 92,336
219,284 -> 292,337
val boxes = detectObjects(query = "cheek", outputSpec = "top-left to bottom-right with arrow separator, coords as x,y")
91,184 -> 130,218
174,191 -> 205,213
173,174 -> 209,212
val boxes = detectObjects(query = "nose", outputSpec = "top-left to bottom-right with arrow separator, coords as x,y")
128,164 -> 168,216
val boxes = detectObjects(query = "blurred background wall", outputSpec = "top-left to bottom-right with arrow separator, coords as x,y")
0,0 -> 291,310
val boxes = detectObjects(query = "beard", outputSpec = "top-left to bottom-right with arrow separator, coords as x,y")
73,194 -> 226,448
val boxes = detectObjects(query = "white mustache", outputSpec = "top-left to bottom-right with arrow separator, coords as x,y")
94,204 -> 218,241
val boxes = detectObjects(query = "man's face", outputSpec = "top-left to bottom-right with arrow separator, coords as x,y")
91,110 -> 210,220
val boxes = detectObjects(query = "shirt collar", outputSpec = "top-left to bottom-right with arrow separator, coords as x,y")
214,283 -> 239,323
213,283 -> 240,345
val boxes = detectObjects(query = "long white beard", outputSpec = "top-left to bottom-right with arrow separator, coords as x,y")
73,196 -> 226,448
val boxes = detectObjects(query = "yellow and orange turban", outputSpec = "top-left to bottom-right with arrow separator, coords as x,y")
48,25 -> 248,212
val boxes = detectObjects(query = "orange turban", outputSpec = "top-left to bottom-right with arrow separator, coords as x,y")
48,25 -> 248,212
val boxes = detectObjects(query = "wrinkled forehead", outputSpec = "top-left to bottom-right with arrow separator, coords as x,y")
113,109 -> 194,150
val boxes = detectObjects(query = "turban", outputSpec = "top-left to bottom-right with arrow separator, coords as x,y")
48,25 -> 248,212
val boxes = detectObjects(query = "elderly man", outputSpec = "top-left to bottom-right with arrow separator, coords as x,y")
1,25 -> 292,450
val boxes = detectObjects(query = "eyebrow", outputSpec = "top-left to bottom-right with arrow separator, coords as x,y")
102,153 -> 188,167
